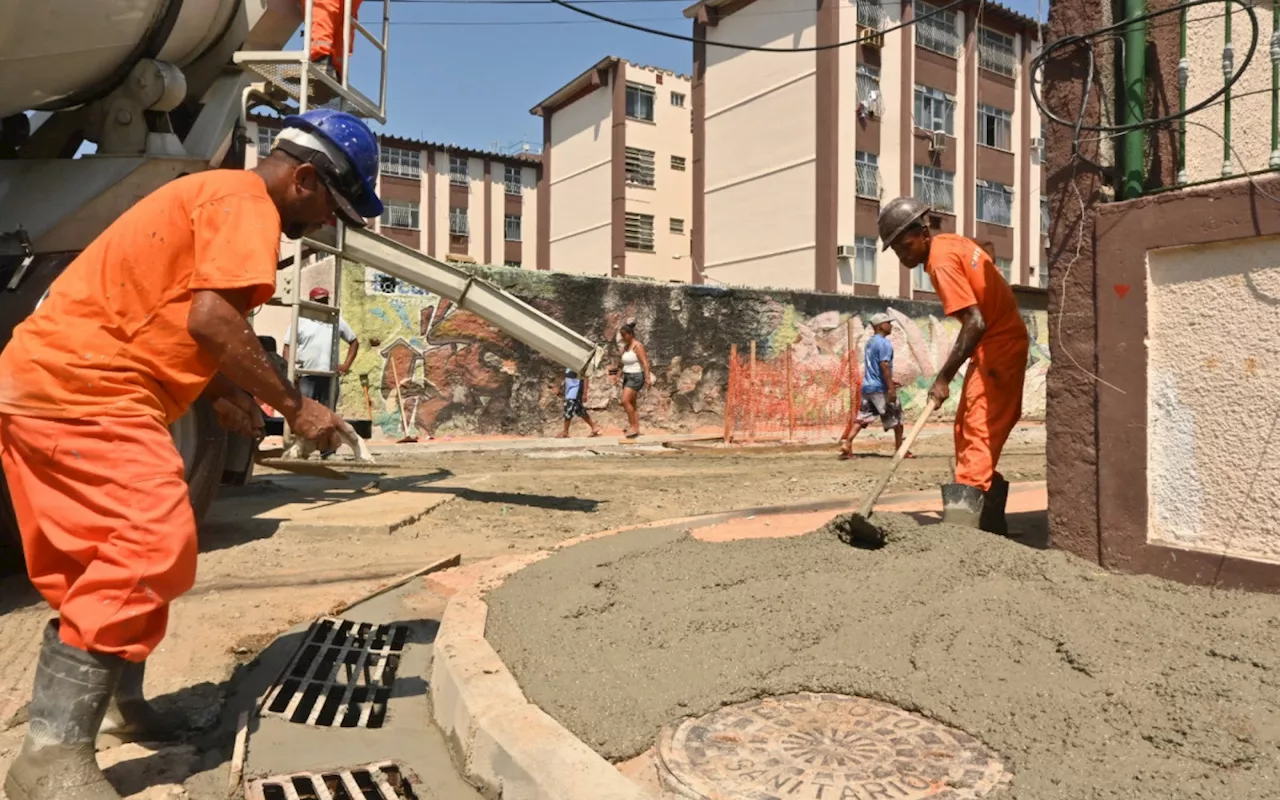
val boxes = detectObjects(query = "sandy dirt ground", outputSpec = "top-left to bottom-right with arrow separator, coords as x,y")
0,426 -> 1044,799
486,510 -> 1280,800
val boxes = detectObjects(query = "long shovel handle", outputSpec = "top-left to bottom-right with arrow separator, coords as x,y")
856,397 -> 939,518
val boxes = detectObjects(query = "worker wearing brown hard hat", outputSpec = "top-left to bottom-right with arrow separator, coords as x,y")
877,196 -> 1029,533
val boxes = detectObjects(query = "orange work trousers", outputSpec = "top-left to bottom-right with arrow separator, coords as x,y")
307,0 -> 365,77
0,414 -> 198,662
953,338 -> 1029,491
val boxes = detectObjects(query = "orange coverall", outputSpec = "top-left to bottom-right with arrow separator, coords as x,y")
307,0 -> 365,78
923,234 -> 1029,492
0,170 -> 281,662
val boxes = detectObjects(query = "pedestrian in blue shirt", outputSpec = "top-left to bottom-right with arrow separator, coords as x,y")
558,368 -> 602,438
838,312 -> 911,460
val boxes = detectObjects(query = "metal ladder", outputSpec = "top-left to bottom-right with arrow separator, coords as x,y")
233,0 -> 391,437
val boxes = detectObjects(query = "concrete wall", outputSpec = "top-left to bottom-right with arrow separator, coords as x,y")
547,83 -> 614,275
313,265 -> 1049,439
1147,236 -> 1280,564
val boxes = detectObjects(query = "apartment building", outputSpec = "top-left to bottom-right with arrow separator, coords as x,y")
686,0 -> 1048,298
246,117 -> 543,271
531,57 -> 693,282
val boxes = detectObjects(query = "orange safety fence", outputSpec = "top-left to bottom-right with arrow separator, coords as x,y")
724,340 -> 862,444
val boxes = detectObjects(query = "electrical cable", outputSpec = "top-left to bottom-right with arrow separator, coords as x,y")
545,0 -> 969,51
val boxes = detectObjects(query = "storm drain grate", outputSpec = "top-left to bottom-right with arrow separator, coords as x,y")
260,617 -> 409,729
248,761 -> 417,800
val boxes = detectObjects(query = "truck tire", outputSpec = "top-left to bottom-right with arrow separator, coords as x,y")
0,253 -> 229,574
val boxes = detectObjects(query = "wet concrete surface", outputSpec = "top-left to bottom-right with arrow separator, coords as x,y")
487,512 -> 1280,799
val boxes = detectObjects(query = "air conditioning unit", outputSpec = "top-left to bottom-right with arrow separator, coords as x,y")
858,25 -> 885,47
930,130 -> 948,152
1030,136 -> 1045,162
836,244 -> 857,259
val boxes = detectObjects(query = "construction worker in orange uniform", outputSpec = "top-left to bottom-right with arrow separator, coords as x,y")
305,0 -> 365,82
877,197 -> 1028,534
0,109 -> 383,800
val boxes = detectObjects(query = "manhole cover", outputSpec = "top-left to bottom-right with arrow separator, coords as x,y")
260,617 -> 408,729
656,693 -> 1010,800
247,761 -> 416,800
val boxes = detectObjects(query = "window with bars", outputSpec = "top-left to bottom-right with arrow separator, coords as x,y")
856,64 -> 881,114
505,260 -> 522,268
914,0 -> 959,56
450,207 -> 469,236
855,237 -> 877,284
670,91 -> 686,108
1041,196 -> 1049,234
380,146 -> 421,178
626,83 -> 655,121
449,156 -> 468,186
625,212 -> 655,251
256,126 -> 277,157
857,0 -> 886,30
504,165 -> 522,195
978,104 -> 1013,150
371,271 -> 429,296
670,217 -> 685,234
1036,266 -> 1048,288
505,214 -> 522,241
380,200 -> 420,230
978,28 -> 1017,76
976,181 -> 1013,226
995,257 -> 1013,282
855,151 -> 880,199
913,165 -> 954,212
625,147 -> 656,187
671,155 -> 687,171
912,265 -> 935,292
914,85 -> 955,134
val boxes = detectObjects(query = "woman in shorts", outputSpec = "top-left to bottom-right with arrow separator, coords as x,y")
617,322 -> 651,439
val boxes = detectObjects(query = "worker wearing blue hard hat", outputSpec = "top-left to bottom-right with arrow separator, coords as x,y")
0,109 -> 383,800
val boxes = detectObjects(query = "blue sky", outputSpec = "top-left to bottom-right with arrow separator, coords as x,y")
345,0 -> 1047,151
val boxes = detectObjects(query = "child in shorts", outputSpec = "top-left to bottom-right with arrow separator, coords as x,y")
559,369 -> 602,438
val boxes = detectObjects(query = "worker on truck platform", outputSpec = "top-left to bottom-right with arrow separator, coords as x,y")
0,108 -> 383,800
877,196 -> 1028,535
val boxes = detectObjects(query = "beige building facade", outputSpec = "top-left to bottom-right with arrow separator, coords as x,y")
532,57 -> 694,282
687,0 -> 1047,298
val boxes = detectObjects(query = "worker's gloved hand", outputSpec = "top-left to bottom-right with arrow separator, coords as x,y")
212,393 -> 265,438
291,397 -> 344,451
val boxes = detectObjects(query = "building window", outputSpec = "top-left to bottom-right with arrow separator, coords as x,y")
380,200 -> 419,230
670,217 -> 685,234
914,85 -> 955,135
449,156 -> 468,187
856,64 -> 881,114
1036,266 -> 1049,288
976,181 -> 1013,226
912,265 -> 935,292
256,126 -> 277,157
371,271 -> 429,296
855,151 -> 880,199
1041,196 -> 1049,235
670,91 -> 686,108
505,260 -> 522,268
380,146 -> 421,178
671,155 -> 687,171
995,257 -> 1013,282
626,83 -> 655,122
625,147 -> 656,187
625,212 -> 655,252
854,237 -> 877,284
504,165 -> 522,195
978,104 -> 1013,150
505,214 -> 522,242
449,206 -> 469,236
913,165 -> 955,213
979,27 -> 1017,77
857,0 -> 886,30
914,0 -> 959,57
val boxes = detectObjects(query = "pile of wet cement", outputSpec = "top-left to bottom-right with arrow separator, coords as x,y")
485,513 -> 1280,799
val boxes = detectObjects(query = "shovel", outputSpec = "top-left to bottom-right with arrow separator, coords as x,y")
840,396 -> 939,547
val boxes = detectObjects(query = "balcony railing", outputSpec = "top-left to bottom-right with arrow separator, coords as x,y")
855,163 -> 881,198
857,2 -> 886,30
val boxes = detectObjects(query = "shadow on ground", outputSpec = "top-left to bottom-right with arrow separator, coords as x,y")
904,508 -> 1049,549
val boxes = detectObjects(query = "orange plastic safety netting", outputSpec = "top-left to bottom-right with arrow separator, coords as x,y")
723,344 -> 862,444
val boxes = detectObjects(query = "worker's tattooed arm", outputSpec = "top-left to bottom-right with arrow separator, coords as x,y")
928,305 -> 985,405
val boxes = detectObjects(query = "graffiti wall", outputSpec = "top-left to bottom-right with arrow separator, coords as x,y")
329,264 -> 1050,439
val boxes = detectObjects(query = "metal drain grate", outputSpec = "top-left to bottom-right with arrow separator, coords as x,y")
248,761 -> 417,800
261,617 -> 409,729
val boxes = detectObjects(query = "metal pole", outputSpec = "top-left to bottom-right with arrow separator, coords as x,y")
724,343 -> 737,444
1177,5 -> 1189,184
748,340 -> 757,443
380,0 -> 391,116
300,0 -> 313,111
1222,0 -> 1235,177
342,0 -> 353,91
1270,0 -> 1280,168
1121,0 -> 1147,198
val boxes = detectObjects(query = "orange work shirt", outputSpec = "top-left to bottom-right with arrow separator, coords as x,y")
923,234 -> 1027,349
0,170 -> 282,425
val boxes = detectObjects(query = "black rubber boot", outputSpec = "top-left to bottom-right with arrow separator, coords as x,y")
4,622 -> 124,800
940,483 -> 985,528
979,475 -> 1011,536
97,660 -> 189,750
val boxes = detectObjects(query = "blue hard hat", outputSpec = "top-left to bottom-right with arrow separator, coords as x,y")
280,109 -> 383,225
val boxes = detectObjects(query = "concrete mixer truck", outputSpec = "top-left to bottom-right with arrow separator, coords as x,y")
0,0 -> 599,570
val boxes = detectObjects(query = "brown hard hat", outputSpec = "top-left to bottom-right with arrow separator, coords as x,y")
877,197 -> 930,251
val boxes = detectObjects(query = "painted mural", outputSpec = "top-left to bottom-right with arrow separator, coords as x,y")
333,264 -> 1050,439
